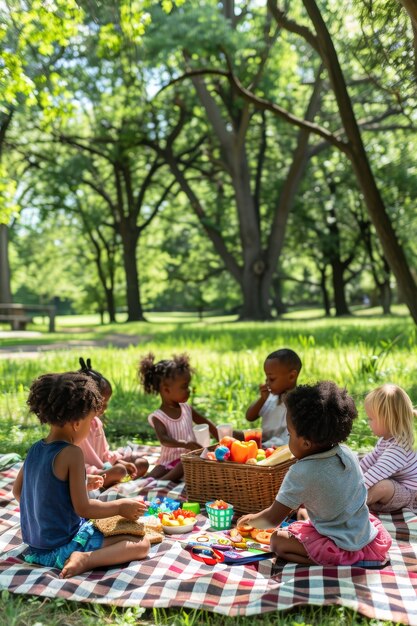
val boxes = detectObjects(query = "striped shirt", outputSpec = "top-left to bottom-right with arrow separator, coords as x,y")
360,437 -> 417,490
148,403 -> 195,466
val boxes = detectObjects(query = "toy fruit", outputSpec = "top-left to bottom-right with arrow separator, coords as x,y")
257,445 -> 293,466
158,508 -> 197,527
210,499 -> 229,510
246,458 -> 257,465
254,530 -> 274,545
215,445 -> 231,462
265,447 -> 275,457
206,451 -> 217,461
219,436 -> 236,449
230,439 -> 258,463
236,524 -> 254,537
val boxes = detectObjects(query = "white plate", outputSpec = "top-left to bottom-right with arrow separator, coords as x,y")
162,521 -> 196,535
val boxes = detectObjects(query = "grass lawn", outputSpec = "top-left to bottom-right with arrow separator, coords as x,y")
0,308 -> 415,625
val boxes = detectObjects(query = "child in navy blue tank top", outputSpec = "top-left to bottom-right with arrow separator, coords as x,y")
13,371 -> 150,579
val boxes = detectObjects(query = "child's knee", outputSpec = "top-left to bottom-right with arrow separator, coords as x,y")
135,458 -> 149,476
111,464 -> 128,480
270,530 -> 287,557
133,536 -> 150,559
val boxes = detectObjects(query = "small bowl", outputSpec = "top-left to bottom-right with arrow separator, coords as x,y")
162,521 -> 196,535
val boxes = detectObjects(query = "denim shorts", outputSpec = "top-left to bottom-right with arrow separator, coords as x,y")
23,520 -> 104,570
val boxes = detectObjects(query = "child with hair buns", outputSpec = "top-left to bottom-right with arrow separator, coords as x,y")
13,371 -> 149,579
138,353 -> 218,482
78,357 -> 149,488
360,383 -> 417,513
238,381 -> 391,566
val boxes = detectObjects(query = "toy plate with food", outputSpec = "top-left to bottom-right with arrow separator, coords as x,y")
159,508 -> 198,534
163,521 -> 196,535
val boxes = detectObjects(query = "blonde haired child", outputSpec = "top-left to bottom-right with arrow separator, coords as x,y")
360,384 -> 417,513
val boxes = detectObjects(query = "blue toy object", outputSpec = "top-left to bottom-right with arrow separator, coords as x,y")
214,445 -> 231,462
144,497 -> 181,516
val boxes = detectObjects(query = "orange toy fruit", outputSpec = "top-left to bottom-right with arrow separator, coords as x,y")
219,436 -> 236,449
254,530 -> 274,545
230,439 -> 258,463
236,524 -> 254,537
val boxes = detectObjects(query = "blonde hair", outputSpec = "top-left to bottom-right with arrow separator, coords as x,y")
364,384 -> 417,448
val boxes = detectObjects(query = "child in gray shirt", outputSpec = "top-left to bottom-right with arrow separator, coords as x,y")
238,381 -> 392,566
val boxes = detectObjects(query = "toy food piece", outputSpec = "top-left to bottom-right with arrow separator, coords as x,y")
236,524 -> 254,537
159,508 -> 197,527
230,440 -> 258,464
215,445 -> 231,462
206,451 -> 217,461
254,530 -> 274,545
219,436 -> 236,449
246,458 -> 257,465
257,445 -> 293,466
208,499 -> 230,510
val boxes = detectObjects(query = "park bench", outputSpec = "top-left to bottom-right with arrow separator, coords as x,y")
0,304 -> 56,332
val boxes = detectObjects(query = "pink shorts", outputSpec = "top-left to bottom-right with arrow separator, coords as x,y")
161,458 -> 181,471
287,514 -> 392,566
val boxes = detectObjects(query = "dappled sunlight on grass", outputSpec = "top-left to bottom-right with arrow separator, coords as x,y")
1,312 -> 416,455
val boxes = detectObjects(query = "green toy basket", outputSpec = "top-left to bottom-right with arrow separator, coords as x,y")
206,502 -> 234,530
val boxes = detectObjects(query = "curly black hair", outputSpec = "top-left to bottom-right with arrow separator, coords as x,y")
138,352 -> 193,394
78,357 -> 112,396
285,381 -> 357,446
27,371 -> 103,426
266,348 -> 302,373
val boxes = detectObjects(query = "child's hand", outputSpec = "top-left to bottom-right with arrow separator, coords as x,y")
259,383 -> 269,400
237,514 -> 255,528
185,441 -> 203,451
297,507 -> 309,521
119,460 -> 137,478
86,474 -> 104,490
118,499 -> 147,520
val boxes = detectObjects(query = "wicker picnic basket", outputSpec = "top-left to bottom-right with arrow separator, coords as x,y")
182,446 -> 296,515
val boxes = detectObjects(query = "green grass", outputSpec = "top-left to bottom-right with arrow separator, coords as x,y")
0,310 -> 414,625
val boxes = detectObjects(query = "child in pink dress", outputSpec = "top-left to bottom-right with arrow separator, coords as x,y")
138,353 -> 218,481
78,358 -> 148,488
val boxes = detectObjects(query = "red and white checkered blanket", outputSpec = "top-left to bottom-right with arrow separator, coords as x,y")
1,449 -> 417,623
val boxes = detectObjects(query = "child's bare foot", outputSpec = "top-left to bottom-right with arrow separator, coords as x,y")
60,551 -> 91,578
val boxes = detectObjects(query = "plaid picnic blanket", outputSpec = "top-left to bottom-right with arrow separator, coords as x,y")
1,449 -> 417,624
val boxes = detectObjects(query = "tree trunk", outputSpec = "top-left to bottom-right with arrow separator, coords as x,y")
331,260 -> 350,316
240,268 -> 266,320
302,0 -> 417,325
104,287 -> 116,322
0,225 -> 12,304
380,280 -> 392,315
120,229 -> 144,321
319,267 -> 331,316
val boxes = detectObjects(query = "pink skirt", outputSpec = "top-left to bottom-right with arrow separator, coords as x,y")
287,514 -> 392,566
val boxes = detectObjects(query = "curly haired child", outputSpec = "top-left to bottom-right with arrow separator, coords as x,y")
139,353 -> 218,482
360,383 -> 417,513
13,371 -> 149,579
238,381 -> 392,566
246,348 -> 302,447
78,358 -> 148,488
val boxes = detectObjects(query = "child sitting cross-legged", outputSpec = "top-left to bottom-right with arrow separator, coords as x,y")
360,384 -> 417,513
78,357 -> 149,488
237,381 -> 392,566
138,352 -> 218,482
13,372 -> 150,579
